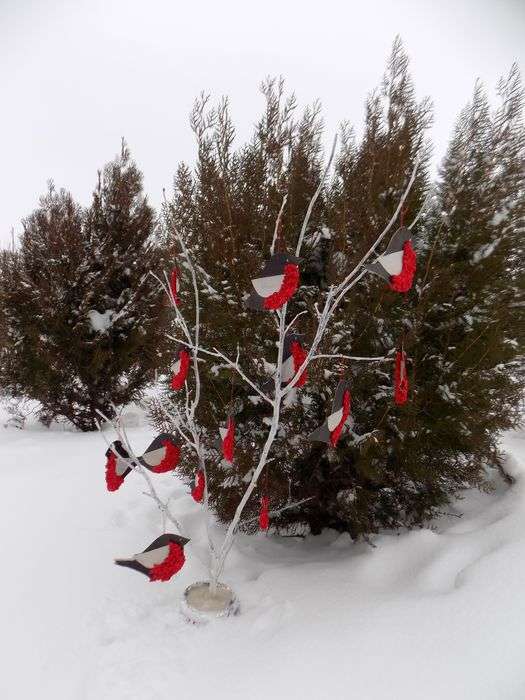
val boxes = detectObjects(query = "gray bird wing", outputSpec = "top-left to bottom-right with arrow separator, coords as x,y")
383,227 -> 411,255
246,290 -> 266,310
364,227 -> 411,281
363,261 -> 391,282
309,420 -> 331,443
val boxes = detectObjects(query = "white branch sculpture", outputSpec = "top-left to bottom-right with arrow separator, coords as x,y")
99,145 -> 420,599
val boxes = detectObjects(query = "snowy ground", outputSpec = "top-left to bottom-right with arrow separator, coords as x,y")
1,408 -> 525,700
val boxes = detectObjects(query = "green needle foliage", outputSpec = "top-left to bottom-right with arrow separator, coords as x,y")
0,143 -> 170,430
150,40 -> 524,538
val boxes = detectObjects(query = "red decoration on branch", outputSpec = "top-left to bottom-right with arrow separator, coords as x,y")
105,451 -> 125,492
191,470 -> 205,503
170,268 -> 180,305
222,417 -> 235,463
330,390 -> 351,447
170,349 -> 190,390
394,350 -> 409,405
150,439 -> 181,473
390,241 -> 416,293
263,263 -> 299,310
148,541 -> 186,582
291,340 -> 307,387
259,496 -> 270,531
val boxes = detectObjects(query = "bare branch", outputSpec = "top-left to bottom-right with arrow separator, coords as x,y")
269,194 -> 288,256
239,497 -> 315,527
409,186 -> 434,230
210,347 -> 273,405
285,309 -> 308,335
334,154 -> 421,295
295,133 -> 338,256
95,410 -> 184,535
311,353 -> 393,362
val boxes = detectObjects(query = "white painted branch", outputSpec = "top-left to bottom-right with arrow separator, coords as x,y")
269,194 -> 288,256
150,271 -> 193,345
95,411 -> 184,535
210,347 -> 273,405
311,353 -> 393,362
213,307 -> 288,581
334,155 -> 421,296
284,309 -> 308,335
165,335 -> 271,405
408,186 -> 433,230
295,133 -> 338,257
157,401 -> 197,450
239,497 -> 315,526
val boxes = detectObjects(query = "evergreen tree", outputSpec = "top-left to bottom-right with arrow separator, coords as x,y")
0,144 -> 169,430
407,65 -> 525,494
150,43 -> 523,537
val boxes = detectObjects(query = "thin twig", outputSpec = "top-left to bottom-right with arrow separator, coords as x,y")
295,133 -> 338,256
270,194 -> 288,256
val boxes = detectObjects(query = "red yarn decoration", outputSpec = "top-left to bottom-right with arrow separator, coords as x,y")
191,470 -> 205,503
394,350 -> 409,405
170,268 -> 180,305
151,439 -> 181,473
222,417 -> 235,463
149,542 -> 185,582
170,350 -> 190,390
330,390 -> 351,447
105,452 -> 125,492
291,340 -> 307,387
259,496 -> 270,531
390,241 -> 416,293
264,264 -> 299,310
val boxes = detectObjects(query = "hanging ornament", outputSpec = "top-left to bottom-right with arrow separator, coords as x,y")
105,440 -> 132,492
259,496 -> 270,531
170,345 -> 190,390
394,349 -> 409,405
191,470 -> 205,503
309,379 -> 353,447
364,227 -> 416,293
139,433 -> 181,473
280,332 -> 308,388
219,417 -> 235,463
169,267 -> 180,305
115,533 -> 189,582
247,253 -> 300,311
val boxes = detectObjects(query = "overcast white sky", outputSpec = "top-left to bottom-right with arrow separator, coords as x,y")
0,0 -> 523,246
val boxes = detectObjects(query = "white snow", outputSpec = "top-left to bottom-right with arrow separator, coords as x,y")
87,309 -> 116,332
1,409 -> 525,699
472,237 -> 502,263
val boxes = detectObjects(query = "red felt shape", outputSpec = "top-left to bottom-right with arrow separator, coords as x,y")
105,451 -> 125,492
263,264 -> 299,310
390,240 -> 416,293
259,496 -> 270,531
151,439 -> 181,473
222,417 -> 235,463
330,390 -> 351,447
170,268 -> 180,305
394,350 -> 409,405
291,340 -> 307,387
170,349 -> 190,390
149,541 -> 186,582
191,470 -> 205,503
